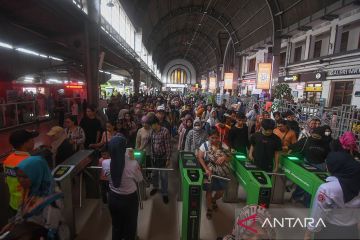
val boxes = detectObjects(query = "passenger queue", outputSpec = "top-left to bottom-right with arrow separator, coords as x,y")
1,92 -> 360,240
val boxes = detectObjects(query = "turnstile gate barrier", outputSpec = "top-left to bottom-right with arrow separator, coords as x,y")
178,151 -> 203,240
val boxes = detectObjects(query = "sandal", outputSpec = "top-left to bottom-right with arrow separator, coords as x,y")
206,209 -> 213,219
212,201 -> 218,211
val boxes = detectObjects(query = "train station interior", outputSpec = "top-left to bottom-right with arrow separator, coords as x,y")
1,0 -> 360,240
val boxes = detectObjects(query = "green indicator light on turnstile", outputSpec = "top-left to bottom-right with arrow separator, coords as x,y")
235,154 -> 246,159
288,156 -> 299,161
134,151 -> 141,157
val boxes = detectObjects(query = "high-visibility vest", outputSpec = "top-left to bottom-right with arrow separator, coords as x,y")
3,151 -> 30,210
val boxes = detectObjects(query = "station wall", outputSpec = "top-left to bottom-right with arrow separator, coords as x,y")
161,59 -> 196,86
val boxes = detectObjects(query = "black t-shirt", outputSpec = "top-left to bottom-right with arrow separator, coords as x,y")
289,137 -> 328,164
80,117 -> 102,147
229,125 -> 249,153
250,132 -> 282,171
56,139 -> 75,165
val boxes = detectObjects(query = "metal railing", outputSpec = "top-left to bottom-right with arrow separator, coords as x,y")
0,97 -> 82,131
242,98 -> 360,145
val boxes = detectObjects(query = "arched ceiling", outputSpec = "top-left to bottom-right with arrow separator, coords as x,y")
120,0 -> 338,74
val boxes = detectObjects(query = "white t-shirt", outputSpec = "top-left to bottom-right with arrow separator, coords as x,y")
102,158 -> 143,195
199,141 -> 229,161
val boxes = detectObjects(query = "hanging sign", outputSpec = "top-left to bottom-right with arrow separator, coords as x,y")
201,79 -> 207,89
256,63 -> 272,90
209,77 -> 216,90
224,72 -> 233,90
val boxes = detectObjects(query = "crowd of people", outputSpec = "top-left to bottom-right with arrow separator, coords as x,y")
1,92 -> 360,240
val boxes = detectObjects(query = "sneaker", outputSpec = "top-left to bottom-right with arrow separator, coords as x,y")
150,189 -> 158,196
163,196 -> 169,204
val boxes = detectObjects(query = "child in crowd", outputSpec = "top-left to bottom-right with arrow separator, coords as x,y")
99,149 -> 111,204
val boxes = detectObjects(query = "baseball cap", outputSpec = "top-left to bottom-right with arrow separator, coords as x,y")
46,126 -> 64,136
9,129 -> 39,149
156,105 -> 165,112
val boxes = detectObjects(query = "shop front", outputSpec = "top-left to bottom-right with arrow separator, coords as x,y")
279,71 -> 326,103
240,79 -> 256,96
325,67 -> 360,107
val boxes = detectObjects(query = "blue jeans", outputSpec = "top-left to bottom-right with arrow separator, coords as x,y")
152,170 -> 168,196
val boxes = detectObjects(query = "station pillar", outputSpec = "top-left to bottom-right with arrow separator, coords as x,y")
84,0 -> 100,106
133,67 -> 140,96
271,36 -> 281,91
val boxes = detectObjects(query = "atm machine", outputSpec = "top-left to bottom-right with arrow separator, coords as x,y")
52,150 -> 94,238
231,152 -> 273,207
178,151 -> 203,240
280,155 -> 328,206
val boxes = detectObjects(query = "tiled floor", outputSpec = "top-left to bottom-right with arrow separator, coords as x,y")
75,139 -> 239,240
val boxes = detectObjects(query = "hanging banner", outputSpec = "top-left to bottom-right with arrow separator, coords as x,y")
224,72 -> 233,90
209,76 -> 216,90
201,79 -> 207,90
256,63 -> 272,90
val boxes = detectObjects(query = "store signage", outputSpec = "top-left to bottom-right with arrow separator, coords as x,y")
209,76 -> 216,90
281,72 -> 326,82
242,80 -> 256,84
296,84 -> 304,90
328,68 -> 360,76
224,72 -> 233,90
256,63 -> 272,89
279,74 -> 299,82
66,85 -> 83,89
305,86 -> 322,92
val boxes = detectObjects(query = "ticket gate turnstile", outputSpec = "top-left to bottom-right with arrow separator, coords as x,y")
280,155 -> 328,206
52,150 -> 94,239
178,151 -> 203,240
231,152 -> 273,207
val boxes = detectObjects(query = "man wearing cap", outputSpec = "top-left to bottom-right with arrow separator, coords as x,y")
47,126 -> 75,166
155,105 -> 171,133
3,129 -> 39,215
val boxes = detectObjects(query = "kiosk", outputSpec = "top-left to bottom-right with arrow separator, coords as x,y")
280,155 -> 328,205
178,151 -> 203,240
231,152 -> 273,207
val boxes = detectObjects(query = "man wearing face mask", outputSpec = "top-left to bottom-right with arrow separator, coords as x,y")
249,119 -> 282,173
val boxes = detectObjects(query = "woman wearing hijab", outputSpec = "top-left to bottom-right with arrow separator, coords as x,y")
298,118 -> 317,140
103,136 -> 143,240
184,118 -> 208,154
305,151 -> 360,240
205,109 -> 218,133
0,156 -> 66,240
178,118 -> 193,150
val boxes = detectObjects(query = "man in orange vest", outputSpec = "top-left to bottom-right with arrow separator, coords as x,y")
3,129 -> 39,216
